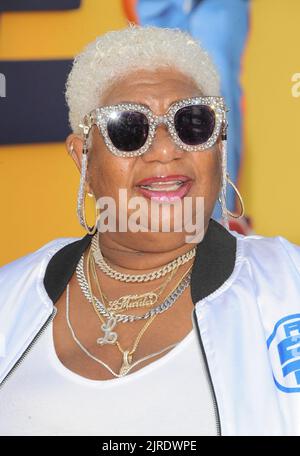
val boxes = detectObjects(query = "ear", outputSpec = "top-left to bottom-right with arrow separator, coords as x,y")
65,133 -> 83,171
65,133 -> 92,194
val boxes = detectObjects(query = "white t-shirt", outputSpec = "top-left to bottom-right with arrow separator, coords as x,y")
0,316 -> 217,436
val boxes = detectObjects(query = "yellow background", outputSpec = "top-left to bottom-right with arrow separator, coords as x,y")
0,0 -> 299,265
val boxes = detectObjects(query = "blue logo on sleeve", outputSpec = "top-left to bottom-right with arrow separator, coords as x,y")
267,314 -> 300,393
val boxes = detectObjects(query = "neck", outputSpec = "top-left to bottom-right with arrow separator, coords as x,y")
95,223 -> 209,273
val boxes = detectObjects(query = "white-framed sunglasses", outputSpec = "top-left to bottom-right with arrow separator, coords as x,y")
80,96 -> 227,158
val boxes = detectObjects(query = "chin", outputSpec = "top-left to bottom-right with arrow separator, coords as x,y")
117,230 -> 200,253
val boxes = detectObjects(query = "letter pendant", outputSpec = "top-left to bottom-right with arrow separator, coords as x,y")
97,315 -> 118,345
119,350 -> 133,376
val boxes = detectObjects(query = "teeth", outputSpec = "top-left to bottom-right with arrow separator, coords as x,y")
140,181 -> 183,191
141,181 -> 183,191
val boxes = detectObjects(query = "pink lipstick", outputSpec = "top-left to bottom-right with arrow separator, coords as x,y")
135,175 -> 193,202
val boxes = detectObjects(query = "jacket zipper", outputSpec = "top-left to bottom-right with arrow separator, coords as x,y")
0,306 -> 57,389
192,308 -> 222,436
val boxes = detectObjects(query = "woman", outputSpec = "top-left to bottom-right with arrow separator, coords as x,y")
0,25 -> 300,437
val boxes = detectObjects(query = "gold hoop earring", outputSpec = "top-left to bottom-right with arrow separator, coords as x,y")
81,189 -> 99,235
225,174 -> 245,219
76,125 -> 99,235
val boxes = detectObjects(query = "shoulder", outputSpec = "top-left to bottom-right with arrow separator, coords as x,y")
0,237 -> 80,289
232,230 -> 300,278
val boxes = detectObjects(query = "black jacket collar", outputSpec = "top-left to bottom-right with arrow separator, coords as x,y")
44,219 -> 236,305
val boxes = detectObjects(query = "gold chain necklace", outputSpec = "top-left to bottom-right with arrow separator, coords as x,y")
97,264 -> 179,312
86,245 -> 193,375
86,245 -> 157,375
66,283 -> 178,378
91,232 -> 196,282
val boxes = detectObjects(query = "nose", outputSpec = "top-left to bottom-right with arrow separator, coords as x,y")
141,123 -> 183,164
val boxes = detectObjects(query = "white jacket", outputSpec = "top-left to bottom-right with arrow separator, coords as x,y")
1,220 -> 300,436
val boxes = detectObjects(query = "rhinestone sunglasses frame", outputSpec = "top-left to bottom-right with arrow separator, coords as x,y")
81,96 -> 227,158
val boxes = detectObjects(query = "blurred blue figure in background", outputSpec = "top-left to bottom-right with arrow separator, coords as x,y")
135,0 -> 250,220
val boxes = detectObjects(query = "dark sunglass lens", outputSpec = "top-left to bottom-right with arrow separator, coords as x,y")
174,105 -> 215,146
107,111 -> 149,152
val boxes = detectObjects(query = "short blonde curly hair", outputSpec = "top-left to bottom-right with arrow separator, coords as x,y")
65,25 -> 220,134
